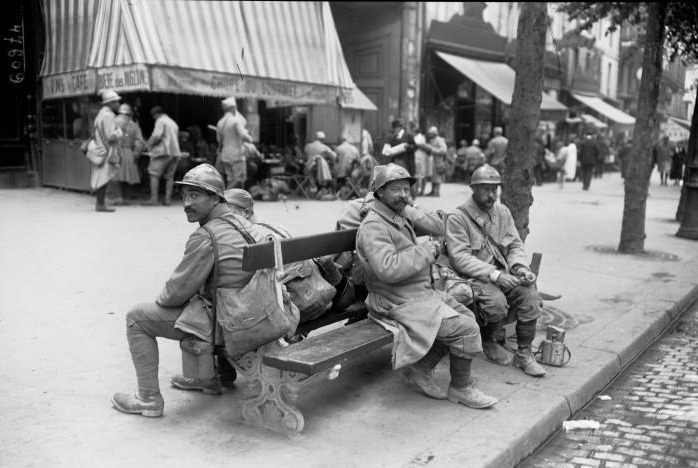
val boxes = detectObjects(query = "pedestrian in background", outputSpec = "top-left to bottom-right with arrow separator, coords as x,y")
594,133 -> 609,179
335,137 -> 360,189
653,135 -> 673,186
216,96 -> 251,189
578,132 -> 599,191
455,139 -> 469,182
304,130 -> 337,196
143,106 -> 181,206
563,134 -> 578,182
616,137 -> 631,179
464,139 -> 486,184
553,139 -> 567,188
485,126 -> 508,175
112,103 -> 145,204
361,128 -> 374,159
424,126 -> 447,197
411,122 -> 429,196
670,143 -> 686,185
89,90 -> 123,212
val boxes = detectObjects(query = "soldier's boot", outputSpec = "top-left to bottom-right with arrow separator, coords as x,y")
402,343 -> 448,399
447,355 -> 497,409
111,390 -> 164,418
514,320 -> 546,377
429,183 -> 441,197
481,322 -> 514,366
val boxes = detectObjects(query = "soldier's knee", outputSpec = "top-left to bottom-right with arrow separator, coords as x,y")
125,303 -> 152,328
478,290 -> 508,322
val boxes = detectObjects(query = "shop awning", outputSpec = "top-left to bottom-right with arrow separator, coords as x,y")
435,51 -> 568,114
571,93 -> 635,125
339,87 -> 378,111
40,0 -> 356,104
581,113 -> 608,129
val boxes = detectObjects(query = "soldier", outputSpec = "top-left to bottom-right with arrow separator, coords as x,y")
356,163 -> 497,408
444,164 -> 546,377
216,96 -> 252,189
112,164 -> 257,417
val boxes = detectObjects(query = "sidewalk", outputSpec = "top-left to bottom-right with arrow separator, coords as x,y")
1,172 -> 696,468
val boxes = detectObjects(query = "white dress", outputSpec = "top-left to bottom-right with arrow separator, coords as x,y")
563,143 -> 577,181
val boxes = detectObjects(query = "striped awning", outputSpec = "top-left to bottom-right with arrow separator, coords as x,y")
40,0 -> 355,103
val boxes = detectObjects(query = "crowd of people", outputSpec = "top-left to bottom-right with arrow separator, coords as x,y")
86,88 -> 687,214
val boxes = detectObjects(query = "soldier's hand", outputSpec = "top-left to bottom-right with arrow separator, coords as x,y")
497,273 -> 521,290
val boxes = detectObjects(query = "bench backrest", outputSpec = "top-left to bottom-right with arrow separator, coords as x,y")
242,228 -> 358,272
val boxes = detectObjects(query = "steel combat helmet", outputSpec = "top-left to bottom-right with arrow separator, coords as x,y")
175,164 -> 225,198
371,163 -> 416,194
470,164 -> 502,186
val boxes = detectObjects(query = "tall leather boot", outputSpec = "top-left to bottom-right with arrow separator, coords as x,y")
481,322 -> 513,366
514,320 -> 546,377
163,179 -> 174,206
447,355 -> 497,409
142,176 -> 160,206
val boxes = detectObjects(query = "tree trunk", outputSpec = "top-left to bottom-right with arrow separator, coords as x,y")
501,2 -> 546,242
618,2 -> 666,253
675,92 -> 698,221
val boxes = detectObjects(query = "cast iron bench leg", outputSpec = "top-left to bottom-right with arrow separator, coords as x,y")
227,342 -> 337,434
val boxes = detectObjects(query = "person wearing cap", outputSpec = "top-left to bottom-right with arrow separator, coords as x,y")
304,130 -> 337,195
485,126 -> 508,175
334,137 -> 360,189
110,103 -> 146,204
88,89 -> 123,212
143,106 -> 181,206
112,164 -> 260,417
444,164 -> 546,377
423,126 -> 448,197
356,163 -> 497,409
383,120 -> 416,193
463,138 -> 486,184
216,97 -> 252,190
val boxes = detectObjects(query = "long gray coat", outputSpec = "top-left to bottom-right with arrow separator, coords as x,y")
357,199 -> 476,369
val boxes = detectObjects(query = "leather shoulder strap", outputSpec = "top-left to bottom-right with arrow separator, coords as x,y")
201,225 -> 219,345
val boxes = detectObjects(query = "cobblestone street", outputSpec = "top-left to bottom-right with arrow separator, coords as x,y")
520,300 -> 698,468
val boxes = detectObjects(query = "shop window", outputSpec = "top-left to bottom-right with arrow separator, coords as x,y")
41,101 -> 65,139
67,96 -> 98,140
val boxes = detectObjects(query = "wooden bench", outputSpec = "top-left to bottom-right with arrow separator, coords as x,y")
218,228 -> 391,434
218,228 -> 557,435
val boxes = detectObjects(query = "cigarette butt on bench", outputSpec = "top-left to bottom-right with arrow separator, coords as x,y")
328,364 -> 342,380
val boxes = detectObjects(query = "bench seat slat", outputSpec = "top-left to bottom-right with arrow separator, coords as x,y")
262,319 -> 392,375
242,229 -> 358,271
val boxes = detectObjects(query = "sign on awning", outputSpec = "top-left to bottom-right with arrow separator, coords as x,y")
96,65 -> 149,94
150,67 -> 341,104
42,70 -> 96,99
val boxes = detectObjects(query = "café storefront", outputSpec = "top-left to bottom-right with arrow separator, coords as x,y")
38,0 -> 365,191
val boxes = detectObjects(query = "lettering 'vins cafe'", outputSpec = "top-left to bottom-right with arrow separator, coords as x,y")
38,0 -> 375,191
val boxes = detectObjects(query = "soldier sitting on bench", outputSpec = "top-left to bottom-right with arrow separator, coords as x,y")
111,164 -> 257,418
444,164 -> 546,377
356,163 -> 498,408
